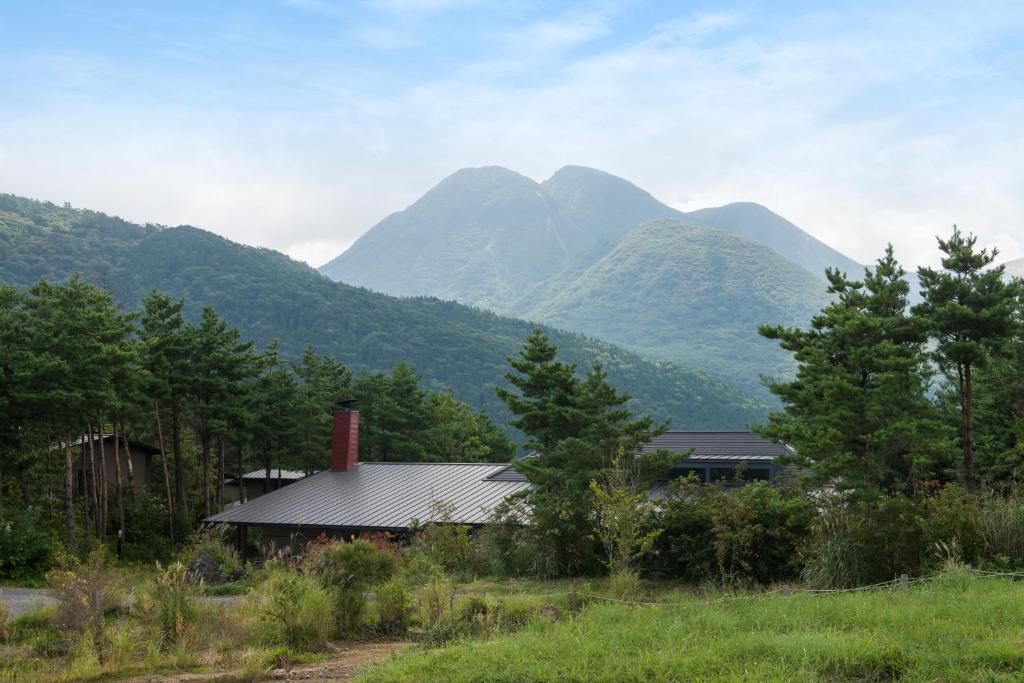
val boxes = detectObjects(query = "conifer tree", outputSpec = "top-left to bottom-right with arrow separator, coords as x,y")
914,228 -> 1022,492
761,247 -> 946,492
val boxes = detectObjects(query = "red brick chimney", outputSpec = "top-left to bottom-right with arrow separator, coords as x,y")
331,400 -> 359,471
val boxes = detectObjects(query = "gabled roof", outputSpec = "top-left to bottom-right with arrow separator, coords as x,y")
59,433 -> 161,454
205,462 -> 531,531
641,431 -> 792,459
238,468 -> 311,481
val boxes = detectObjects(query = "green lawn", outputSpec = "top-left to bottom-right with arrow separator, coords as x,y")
360,571 -> 1024,682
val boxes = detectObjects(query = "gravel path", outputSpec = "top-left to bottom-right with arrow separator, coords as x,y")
0,587 -> 56,617
0,587 -> 240,617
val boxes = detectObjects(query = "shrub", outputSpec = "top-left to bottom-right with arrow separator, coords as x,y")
476,499 -> 552,577
420,575 -> 455,631
121,493 -> 174,563
0,602 -> 8,642
977,493 -> 1024,568
709,482 -> 815,585
305,538 -> 397,636
412,503 -> 481,578
918,484 -> 984,566
802,495 -> 926,588
181,523 -> 242,579
648,481 -> 814,585
0,505 -> 59,580
608,569 -> 642,602
139,561 -> 200,647
246,570 -> 333,650
376,579 -> 410,635
48,547 -> 122,634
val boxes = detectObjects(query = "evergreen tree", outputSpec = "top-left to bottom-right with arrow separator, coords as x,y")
421,391 -> 515,462
251,341 -> 301,492
138,290 -> 194,518
760,247 -> 947,492
499,331 -> 668,574
293,346 -> 353,473
190,306 -> 254,515
914,228 -> 1022,492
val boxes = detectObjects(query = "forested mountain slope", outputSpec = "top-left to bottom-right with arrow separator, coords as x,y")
524,219 -> 832,396
0,193 -> 767,431
318,166 -> 856,396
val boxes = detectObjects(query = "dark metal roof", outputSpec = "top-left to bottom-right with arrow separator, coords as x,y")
239,468 -> 311,481
640,431 -> 792,458
204,462 -> 531,530
59,434 -> 161,454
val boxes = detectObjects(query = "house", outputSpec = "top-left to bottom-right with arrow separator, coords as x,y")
70,433 -> 160,494
221,468 -> 314,504
204,404 -> 531,554
204,404 -> 792,554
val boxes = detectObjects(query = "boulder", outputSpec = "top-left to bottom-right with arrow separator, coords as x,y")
186,552 -> 224,585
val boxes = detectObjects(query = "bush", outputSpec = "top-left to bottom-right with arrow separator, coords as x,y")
476,499 -> 553,577
304,538 -> 397,636
48,547 -> 122,634
246,570 -> 333,650
376,579 -> 410,635
412,502 -> 481,578
977,493 -> 1024,568
139,561 -> 200,648
918,484 -> 984,566
181,523 -> 242,579
647,481 -> 814,585
802,495 -> 926,588
0,505 -> 59,580
608,569 -> 642,602
709,482 -> 815,585
0,602 -> 8,642
121,493 -> 174,563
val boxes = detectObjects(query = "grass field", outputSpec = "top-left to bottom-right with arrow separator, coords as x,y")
359,570 -> 1024,682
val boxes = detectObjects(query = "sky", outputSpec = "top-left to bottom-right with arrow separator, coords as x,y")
1,0 -> 1022,270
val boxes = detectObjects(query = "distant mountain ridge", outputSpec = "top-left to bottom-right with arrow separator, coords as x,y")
320,165 -> 861,395
0,192 -> 768,435
1006,257 -> 1024,279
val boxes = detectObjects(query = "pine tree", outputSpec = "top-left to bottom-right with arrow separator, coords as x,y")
139,290 -> 194,518
914,228 -> 1022,492
498,331 -> 668,574
293,346 -> 352,473
761,247 -> 947,492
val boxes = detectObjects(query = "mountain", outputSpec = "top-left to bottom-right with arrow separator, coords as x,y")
1005,257 -> 1024,279
0,192 -> 768,433
683,202 -> 863,280
319,165 -> 859,395
319,166 -> 584,310
523,219 -> 832,395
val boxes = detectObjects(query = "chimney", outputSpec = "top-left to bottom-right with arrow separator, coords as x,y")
331,400 -> 359,471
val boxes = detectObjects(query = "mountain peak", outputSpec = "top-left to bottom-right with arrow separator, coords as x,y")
1005,257 -> 1024,278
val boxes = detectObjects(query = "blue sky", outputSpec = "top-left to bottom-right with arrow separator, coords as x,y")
1,1 -> 1022,269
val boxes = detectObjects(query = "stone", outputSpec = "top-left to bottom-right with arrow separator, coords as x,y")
186,552 -> 224,585
539,605 -> 562,622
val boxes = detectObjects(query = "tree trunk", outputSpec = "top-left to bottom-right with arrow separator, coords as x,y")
237,442 -> 246,503
264,458 -> 271,495
202,433 -> 211,517
171,396 -> 189,519
63,435 -> 77,552
112,423 -> 127,547
97,424 -> 109,539
120,426 -> 135,492
216,436 -> 226,509
962,362 -> 977,493
87,426 -> 100,538
155,401 -> 176,545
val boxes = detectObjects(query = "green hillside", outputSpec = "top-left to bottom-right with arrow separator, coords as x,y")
317,165 -> 857,395
524,219 -> 833,396
683,202 -> 863,279
0,193 -> 767,432
318,166 -> 583,310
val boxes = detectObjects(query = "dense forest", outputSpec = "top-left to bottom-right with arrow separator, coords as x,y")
0,193 -> 766,432
0,277 -> 518,569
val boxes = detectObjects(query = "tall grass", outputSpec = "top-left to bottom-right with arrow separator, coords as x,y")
359,572 -> 1024,682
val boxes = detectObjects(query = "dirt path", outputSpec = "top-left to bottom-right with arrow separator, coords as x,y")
121,641 -> 407,682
